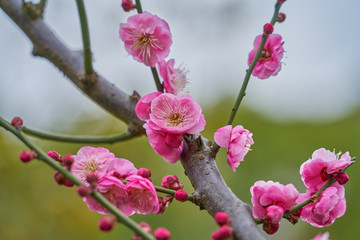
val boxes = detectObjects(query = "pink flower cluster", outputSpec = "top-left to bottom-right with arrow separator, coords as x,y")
297,148 -> 352,227
71,146 -> 161,216
136,92 -> 206,163
214,125 -> 254,171
250,180 -> 299,234
248,34 -> 284,79
250,148 -> 353,234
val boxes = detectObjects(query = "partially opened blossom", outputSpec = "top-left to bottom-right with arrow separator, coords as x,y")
300,148 -> 353,188
150,93 -> 206,134
71,147 -> 116,185
214,125 -> 254,171
248,34 -> 284,79
298,183 -> 346,227
126,175 -> 159,215
83,176 -> 133,216
158,59 -> 187,95
311,232 -> 330,240
144,120 -> 183,163
119,12 -> 172,67
121,0 -> 136,12
250,180 -> 299,234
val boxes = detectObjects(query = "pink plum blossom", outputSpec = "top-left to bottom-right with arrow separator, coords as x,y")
119,12 -> 172,67
135,91 -> 162,121
83,175 -> 133,216
297,183 -> 346,227
144,120 -> 183,163
71,147 -> 116,185
150,93 -> 206,134
158,59 -> 187,95
248,34 -> 284,79
311,232 -> 330,240
250,180 -> 299,234
300,148 -> 353,188
214,125 -> 254,171
126,175 -> 159,215
106,157 -> 138,180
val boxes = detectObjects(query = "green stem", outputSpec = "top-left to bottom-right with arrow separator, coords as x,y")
151,67 -> 164,92
226,3 -> 283,126
22,126 -> 136,144
76,0 -> 93,74
135,0 -> 143,13
0,116 -> 154,240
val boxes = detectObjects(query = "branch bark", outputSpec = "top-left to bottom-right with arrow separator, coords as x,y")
0,0 -> 144,135
181,136 -> 265,240
1,1 -> 266,239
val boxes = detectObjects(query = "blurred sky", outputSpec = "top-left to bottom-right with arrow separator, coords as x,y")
1,0 -> 360,128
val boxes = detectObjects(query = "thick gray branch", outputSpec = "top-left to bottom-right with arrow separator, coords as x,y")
1,1 -> 265,239
0,0 -> 144,134
181,136 -> 265,240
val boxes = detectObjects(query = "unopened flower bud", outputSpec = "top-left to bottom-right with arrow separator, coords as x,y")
11,117 -> 23,130
47,150 -> 61,162
262,222 -> 279,235
121,0 -> 136,12
62,154 -> 74,168
215,212 -> 231,226
211,225 -> 232,240
333,172 -> 349,185
154,227 -> 171,240
139,222 -> 152,234
137,168 -> 151,179
263,23 -> 274,35
77,186 -> 92,197
174,189 -> 188,202
99,216 -> 116,232
277,0 -> 286,5
86,172 -> 98,186
19,150 -> 37,163
54,171 -> 74,187
277,12 -> 286,23
161,175 -> 183,190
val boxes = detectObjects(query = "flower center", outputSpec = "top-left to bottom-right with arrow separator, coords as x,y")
84,159 -> 99,173
129,30 -> 162,62
168,113 -> 184,126
259,48 -> 272,63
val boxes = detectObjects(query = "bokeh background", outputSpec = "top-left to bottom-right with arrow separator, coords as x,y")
0,0 -> 359,239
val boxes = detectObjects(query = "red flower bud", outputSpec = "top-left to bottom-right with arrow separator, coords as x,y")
277,13 -> 286,23
62,154 -> 74,168
99,216 -> 116,232
47,150 -> 61,162
174,189 -> 188,202
263,23 -> 274,36
19,150 -> 37,163
154,227 -> 171,240
77,186 -> 92,197
11,117 -> 23,130
215,212 -> 231,226
137,168 -> 151,179
86,172 -> 98,186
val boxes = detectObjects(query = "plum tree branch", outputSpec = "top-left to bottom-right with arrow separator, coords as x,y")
0,0 -> 144,135
1,1 -> 265,239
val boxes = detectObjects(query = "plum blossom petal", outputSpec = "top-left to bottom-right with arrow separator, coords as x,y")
126,175 -> 159,214
300,148 -> 353,188
250,180 -> 299,229
135,91 -> 163,121
214,125 -> 254,171
144,120 -> 183,163
150,93 -> 205,134
158,59 -> 187,95
311,232 -> 330,240
248,34 -> 284,79
119,12 -> 172,67
71,147 -> 116,185
298,183 -> 346,227
83,176 -> 133,216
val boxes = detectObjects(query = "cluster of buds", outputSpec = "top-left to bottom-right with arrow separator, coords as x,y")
48,151 -> 75,188
211,212 -> 232,240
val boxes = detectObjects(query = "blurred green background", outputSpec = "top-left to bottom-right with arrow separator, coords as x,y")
0,100 -> 358,240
